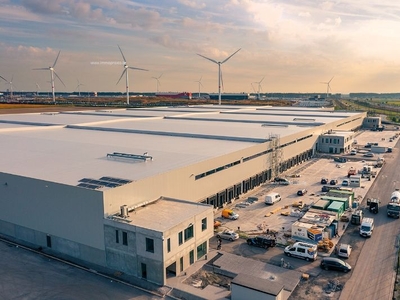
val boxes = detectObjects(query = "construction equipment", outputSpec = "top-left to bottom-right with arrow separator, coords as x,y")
317,238 -> 334,253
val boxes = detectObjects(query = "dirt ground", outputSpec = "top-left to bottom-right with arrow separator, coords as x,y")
289,276 -> 345,300
183,269 -> 231,290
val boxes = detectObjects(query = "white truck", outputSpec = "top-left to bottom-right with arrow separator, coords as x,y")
387,190 -> 400,218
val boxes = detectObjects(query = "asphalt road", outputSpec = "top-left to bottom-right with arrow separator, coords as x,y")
339,143 -> 400,300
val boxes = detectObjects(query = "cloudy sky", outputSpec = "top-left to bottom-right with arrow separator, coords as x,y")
1,0 -> 400,94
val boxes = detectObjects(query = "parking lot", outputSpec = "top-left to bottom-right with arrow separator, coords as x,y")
214,129 -> 398,236
205,128 -> 399,298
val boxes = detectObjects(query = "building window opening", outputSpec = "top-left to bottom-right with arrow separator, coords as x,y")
178,231 -> 183,245
46,235 -> 52,248
122,231 -> 128,246
146,238 -> 154,253
201,218 -> 207,231
184,224 -> 194,242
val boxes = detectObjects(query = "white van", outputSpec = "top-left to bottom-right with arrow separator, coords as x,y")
284,242 -> 318,261
337,243 -> 352,258
349,175 -> 361,187
360,217 -> 374,237
265,192 -> 281,205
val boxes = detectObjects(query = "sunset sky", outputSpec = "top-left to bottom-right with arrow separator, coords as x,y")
1,0 -> 400,94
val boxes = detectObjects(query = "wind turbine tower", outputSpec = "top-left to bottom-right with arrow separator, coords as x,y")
195,76 -> 203,98
75,80 -> 84,97
197,48 -> 241,105
33,50 -> 66,103
152,73 -> 162,93
35,83 -> 40,96
0,75 -> 15,99
116,45 -> 148,105
252,76 -> 265,100
321,76 -> 334,99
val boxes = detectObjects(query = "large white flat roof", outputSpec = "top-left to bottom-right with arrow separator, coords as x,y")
0,105 -> 361,188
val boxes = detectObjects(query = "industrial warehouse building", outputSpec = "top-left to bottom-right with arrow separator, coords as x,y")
0,105 -> 366,286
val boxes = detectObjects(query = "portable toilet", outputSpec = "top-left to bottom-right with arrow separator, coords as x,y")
351,210 -> 363,225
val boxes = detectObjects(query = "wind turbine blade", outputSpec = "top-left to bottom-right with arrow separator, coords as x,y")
53,71 -> 66,87
128,67 -> 148,71
328,76 -> 334,83
221,48 -> 241,64
52,50 -> 61,68
10,75 -> 13,82
116,69 -> 126,85
260,76 -> 265,84
251,83 -> 256,93
158,73 -> 163,79
0,75 -> 7,82
117,45 -> 127,63
33,68 -> 48,70
197,53 -> 218,64
199,76 -> 202,82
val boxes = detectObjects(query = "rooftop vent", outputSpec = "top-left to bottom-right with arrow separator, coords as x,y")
120,205 -> 129,218
107,152 -> 153,161
293,118 -> 316,122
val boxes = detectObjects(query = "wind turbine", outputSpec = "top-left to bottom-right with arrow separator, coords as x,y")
33,50 -> 66,103
195,76 -> 204,98
116,45 -> 148,105
75,79 -> 84,97
197,48 -> 241,105
35,83 -> 40,96
0,75 -> 16,99
151,73 -> 162,93
320,76 -> 334,98
252,76 -> 265,100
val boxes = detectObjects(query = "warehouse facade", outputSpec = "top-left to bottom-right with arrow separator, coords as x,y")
0,105 -> 366,286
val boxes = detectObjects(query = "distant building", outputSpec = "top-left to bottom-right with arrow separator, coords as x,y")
318,130 -> 355,154
208,93 -> 250,100
155,92 -> 192,99
363,116 -> 381,129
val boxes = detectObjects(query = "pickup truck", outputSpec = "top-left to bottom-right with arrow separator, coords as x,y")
347,168 -> 357,177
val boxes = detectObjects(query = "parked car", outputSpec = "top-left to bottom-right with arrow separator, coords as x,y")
321,178 -> 329,184
246,235 -> 276,249
320,257 -> 352,272
284,242 -> 318,261
273,177 -> 290,185
363,152 -> 375,157
330,179 -> 338,185
297,189 -> 307,196
216,229 -> 239,241
336,243 -> 352,258
350,149 -> 357,155
342,179 -> 349,186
